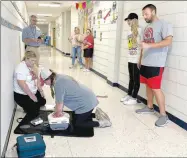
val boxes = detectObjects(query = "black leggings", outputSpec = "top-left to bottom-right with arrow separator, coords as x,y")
74,109 -> 99,128
14,91 -> 46,122
128,62 -> 140,98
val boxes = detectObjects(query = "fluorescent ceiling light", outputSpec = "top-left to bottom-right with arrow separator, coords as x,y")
37,22 -> 48,24
37,19 -> 46,21
37,14 -> 52,16
38,3 -> 61,7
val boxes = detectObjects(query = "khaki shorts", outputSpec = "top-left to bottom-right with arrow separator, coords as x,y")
26,46 -> 40,66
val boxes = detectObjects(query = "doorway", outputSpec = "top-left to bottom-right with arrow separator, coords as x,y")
52,28 -> 56,47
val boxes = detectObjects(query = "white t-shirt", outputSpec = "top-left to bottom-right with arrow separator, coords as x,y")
127,27 -> 142,63
70,33 -> 84,47
13,61 -> 37,95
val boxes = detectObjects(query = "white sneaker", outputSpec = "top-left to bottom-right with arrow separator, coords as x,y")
80,65 -> 83,69
95,107 -> 110,122
69,65 -> 75,69
123,98 -> 137,105
99,120 -> 112,128
120,95 -> 131,102
83,69 -> 90,72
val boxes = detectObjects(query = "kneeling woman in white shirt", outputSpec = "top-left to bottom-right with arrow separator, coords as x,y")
14,51 -> 46,120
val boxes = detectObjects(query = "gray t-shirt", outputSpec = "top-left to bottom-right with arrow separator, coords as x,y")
54,74 -> 99,114
142,20 -> 173,67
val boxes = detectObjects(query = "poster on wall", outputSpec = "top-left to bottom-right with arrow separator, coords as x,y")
100,32 -> 102,41
84,12 -> 88,33
103,9 -> 111,23
113,1 -> 117,10
97,10 -> 102,19
88,16 -> 92,29
94,30 -> 96,38
93,16 -> 95,24
111,1 -> 118,24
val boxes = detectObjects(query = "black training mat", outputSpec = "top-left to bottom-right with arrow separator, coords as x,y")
14,111 -> 94,137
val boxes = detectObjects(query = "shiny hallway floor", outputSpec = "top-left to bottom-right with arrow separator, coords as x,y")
6,46 -> 187,157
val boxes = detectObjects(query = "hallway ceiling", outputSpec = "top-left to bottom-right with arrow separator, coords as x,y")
25,1 -> 76,23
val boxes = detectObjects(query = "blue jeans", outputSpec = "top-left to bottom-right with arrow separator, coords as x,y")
72,46 -> 83,66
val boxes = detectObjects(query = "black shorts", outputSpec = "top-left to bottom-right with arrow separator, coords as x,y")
84,48 -> 93,58
140,65 -> 164,89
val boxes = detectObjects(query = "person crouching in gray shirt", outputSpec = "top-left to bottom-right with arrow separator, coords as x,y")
40,68 -> 112,128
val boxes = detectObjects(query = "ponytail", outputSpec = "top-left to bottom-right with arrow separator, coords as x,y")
45,69 -> 56,99
50,85 -> 55,99
131,19 -> 139,49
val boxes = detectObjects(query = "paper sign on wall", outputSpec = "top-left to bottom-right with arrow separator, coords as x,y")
94,30 -> 96,38
104,9 -> 111,23
97,10 -> 102,19
98,21 -> 100,28
111,1 -> 118,24
100,32 -> 102,41
93,16 -> 95,24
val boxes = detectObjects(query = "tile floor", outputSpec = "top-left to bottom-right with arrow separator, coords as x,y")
6,46 -> 187,157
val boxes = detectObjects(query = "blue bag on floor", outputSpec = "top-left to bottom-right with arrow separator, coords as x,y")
16,133 -> 46,158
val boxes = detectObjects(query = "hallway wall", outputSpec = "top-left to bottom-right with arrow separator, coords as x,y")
1,1 -> 28,155
37,24 -> 49,35
56,14 -> 63,51
71,6 -> 79,33
84,1 -> 187,124
88,1 -> 116,77
119,1 -> 187,123
55,11 -> 72,54
48,22 -> 55,46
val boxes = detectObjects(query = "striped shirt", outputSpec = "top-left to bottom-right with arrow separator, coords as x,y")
22,25 -> 42,47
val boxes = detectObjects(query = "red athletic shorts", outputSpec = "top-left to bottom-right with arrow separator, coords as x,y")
140,65 -> 164,89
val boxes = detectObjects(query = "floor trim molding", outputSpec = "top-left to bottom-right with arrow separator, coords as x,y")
55,48 -> 70,56
91,68 -> 187,130
1,104 -> 17,158
90,68 -> 107,80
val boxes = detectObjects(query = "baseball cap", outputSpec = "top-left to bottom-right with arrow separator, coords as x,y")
124,13 -> 138,21
40,68 -> 52,81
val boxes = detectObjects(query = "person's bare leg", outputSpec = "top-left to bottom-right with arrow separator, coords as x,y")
89,58 -> 93,69
152,89 -> 166,115
146,85 -> 154,109
85,58 -> 89,69
88,58 -> 92,69
135,85 -> 155,114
